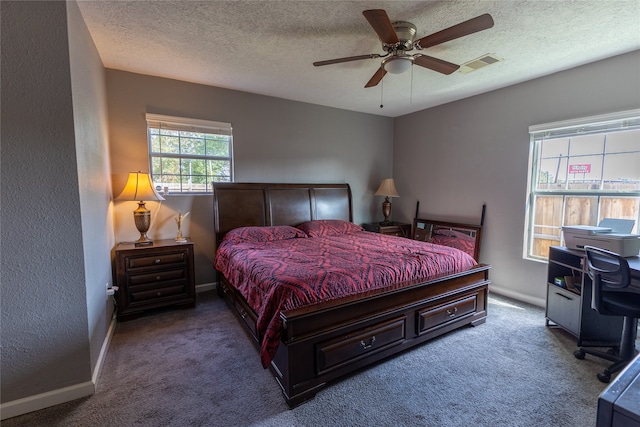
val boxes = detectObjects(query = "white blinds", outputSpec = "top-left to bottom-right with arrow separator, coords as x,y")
529,109 -> 640,140
145,113 -> 232,135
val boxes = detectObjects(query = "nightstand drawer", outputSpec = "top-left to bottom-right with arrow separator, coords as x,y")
128,268 -> 186,285
126,252 -> 185,270
130,284 -> 187,302
381,226 -> 406,237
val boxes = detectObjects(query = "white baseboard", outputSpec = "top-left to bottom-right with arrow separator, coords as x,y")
196,282 -> 217,293
92,312 -> 117,385
489,284 -> 546,308
1,313 -> 118,421
0,379 -> 95,421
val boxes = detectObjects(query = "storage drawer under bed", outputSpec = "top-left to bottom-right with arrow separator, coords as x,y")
417,293 -> 479,335
315,317 -> 406,375
235,294 -> 259,341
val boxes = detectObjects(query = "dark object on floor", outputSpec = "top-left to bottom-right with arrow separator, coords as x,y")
597,352 -> 640,426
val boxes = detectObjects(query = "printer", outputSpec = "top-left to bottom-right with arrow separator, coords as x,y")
562,219 -> 640,257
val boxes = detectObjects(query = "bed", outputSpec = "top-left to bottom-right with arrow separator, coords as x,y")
213,182 -> 490,408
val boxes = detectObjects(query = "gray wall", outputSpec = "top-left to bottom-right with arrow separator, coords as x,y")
1,0 -> 113,407
1,0 -> 89,401
106,70 -> 394,285
393,50 -> 640,306
67,1 -> 115,374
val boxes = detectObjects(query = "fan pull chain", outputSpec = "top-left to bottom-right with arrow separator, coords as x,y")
380,78 -> 384,109
410,65 -> 414,105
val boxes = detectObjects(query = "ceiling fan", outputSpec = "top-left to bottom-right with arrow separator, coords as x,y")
313,9 -> 494,88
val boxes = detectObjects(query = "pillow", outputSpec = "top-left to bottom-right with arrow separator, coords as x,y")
296,220 -> 363,237
223,225 -> 307,244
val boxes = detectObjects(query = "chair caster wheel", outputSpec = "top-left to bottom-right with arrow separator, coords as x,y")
574,350 -> 585,360
597,371 -> 611,383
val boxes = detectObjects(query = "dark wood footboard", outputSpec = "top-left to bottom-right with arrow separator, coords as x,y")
218,264 -> 490,408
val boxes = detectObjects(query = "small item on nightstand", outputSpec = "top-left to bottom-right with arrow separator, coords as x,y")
175,210 -> 190,243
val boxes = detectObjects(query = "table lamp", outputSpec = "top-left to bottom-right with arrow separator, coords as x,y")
116,171 -> 165,246
375,178 -> 399,226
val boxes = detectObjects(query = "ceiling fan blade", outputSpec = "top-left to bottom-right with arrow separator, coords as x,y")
363,9 -> 399,45
414,13 -> 494,50
313,53 -> 383,67
364,67 -> 387,88
414,55 -> 459,75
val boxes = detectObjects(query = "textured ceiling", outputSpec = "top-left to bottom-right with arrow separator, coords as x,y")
76,1 -> 640,117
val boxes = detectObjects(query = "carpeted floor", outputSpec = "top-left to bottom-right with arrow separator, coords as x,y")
3,291 -> 623,427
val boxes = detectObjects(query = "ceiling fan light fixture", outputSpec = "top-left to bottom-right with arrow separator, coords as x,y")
382,56 -> 413,74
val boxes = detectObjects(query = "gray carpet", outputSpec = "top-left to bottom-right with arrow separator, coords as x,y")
3,291 -> 621,427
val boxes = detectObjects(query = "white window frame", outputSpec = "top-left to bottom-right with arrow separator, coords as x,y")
524,109 -> 640,261
146,113 -> 233,194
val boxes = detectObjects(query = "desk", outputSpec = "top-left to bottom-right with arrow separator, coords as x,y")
546,247 -> 640,346
546,247 -> 640,427
596,255 -> 640,427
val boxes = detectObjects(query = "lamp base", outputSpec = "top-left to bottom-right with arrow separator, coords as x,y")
133,203 -> 153,246
134,235 -> 154,247
379,221 -> 393,226
380,197 -> 392,226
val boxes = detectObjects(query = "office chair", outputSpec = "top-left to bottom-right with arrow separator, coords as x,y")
573,246 -> 640,383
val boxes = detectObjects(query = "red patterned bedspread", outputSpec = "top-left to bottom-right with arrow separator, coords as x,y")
214,227 -> 477,368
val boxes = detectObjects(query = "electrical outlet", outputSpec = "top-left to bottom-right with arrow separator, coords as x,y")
106,283 -> 115,297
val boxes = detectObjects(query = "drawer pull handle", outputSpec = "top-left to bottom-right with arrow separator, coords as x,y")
155,275 -> 161,281
155,259 -> 161,264
555,292 -> 573,301
156,291 -> 162,296
447,307 -> 458,318
360,336 -> 376,350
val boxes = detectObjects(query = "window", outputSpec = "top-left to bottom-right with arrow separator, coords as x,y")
146,113 -> 233,193
525,110 -> 640,261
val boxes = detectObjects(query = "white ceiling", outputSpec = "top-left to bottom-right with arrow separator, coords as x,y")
76,0 -> 640,117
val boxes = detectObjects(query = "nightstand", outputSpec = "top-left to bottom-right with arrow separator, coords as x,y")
362,222 -> 411,238
114,239 -> 196,321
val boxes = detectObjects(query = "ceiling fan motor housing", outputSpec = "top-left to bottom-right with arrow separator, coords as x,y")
385,21 -> 417,52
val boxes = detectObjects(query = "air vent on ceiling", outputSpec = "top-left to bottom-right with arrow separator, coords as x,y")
459,54 -> 503,74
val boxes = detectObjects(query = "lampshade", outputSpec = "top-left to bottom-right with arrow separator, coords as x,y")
375,178 -> 399,198
116,171 -> 165,202
382,56 -> 413,74
116,171 -> 164,246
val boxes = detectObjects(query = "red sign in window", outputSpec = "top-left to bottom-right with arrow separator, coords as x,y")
569,164 -> 591,174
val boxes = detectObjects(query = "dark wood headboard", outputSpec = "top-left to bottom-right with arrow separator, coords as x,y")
212,182 -> 352,244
